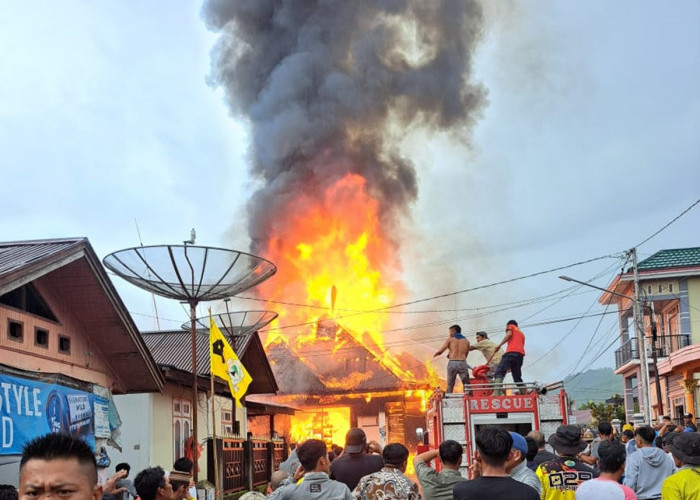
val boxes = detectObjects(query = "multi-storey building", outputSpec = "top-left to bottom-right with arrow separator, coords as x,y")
602,248 -> 700,423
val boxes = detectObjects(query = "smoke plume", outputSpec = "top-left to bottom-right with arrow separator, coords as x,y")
203,0 -> 486,255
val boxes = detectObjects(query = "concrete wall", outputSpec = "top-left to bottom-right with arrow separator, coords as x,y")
109,383 -> 245,479
107,393 -> 153,476
687,277 -> 700,343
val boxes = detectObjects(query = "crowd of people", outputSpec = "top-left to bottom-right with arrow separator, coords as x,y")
3,415 -> 698,500
262,421 -> 700,499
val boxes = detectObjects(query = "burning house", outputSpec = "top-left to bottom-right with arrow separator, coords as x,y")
203,0 -> 486,454
249,315 -> 439,452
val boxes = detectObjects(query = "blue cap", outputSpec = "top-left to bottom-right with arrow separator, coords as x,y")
509,432 -> 528,456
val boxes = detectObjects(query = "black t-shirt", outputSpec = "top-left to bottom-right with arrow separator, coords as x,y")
329,453 -> 384,491
453,476 -> 540,500
533,449 -> 557,466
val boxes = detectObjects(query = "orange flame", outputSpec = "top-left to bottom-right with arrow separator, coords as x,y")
289,407 -> 350,446
258,171 -> 444,408
260,173 -> 398,349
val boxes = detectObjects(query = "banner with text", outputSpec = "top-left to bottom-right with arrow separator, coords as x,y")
0,373 -> 107,454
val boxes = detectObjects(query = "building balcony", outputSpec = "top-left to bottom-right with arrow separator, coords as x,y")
614,334 -> 691,370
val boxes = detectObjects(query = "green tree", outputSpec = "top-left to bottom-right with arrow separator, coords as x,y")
582,395 -> 626,425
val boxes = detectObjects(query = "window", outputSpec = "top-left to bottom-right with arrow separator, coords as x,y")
222,410 -> 233,435
647,285 -> 652,294
173,398 -> 192,459
58,335 -> 71,354
0,283 -> 57,321
7,320 -> 23,342
669,283 -> 673,293
35,327 -> 49,348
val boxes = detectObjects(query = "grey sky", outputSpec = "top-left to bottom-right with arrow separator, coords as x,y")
1,1 -> 698,391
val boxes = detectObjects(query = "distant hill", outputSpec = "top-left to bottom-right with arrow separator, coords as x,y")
563,367 -> 624,405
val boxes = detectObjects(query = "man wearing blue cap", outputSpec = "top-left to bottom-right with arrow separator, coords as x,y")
507,432 -> 541,495
434,324 -> 471,394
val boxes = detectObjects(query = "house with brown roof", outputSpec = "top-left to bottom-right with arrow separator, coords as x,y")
601,247 -> 700,423
110,327 -> 281,479
0,237 -> 164,484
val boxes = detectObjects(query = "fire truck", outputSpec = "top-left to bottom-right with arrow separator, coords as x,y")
418,380 -> 571,476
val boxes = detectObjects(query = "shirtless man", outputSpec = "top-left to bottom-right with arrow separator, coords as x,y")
434,324 -> 471,394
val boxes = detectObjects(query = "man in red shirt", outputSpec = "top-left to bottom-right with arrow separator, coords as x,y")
492,320 -> 526,395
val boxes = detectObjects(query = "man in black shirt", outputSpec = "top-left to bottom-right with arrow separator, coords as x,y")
453,428 -> 539,500
527,430 -> 556,470
329,428 -> 383,491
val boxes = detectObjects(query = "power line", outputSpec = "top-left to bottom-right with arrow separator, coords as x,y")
635,198 -> 700,248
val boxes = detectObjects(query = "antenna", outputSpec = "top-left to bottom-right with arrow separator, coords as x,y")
133,219 -> 161,330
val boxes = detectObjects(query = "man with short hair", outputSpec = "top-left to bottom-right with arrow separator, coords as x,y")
112,463 -> 138,500
330,428 -> 384,491
525,437 -> 539,471
575,441 -> 636,500
527,430 -> 557,469
536,425 -> 597,500
434,324 -> 471,394
662,432 -> 700,500
19,433 -> 126,500
0,485 -> 17,500
134,467 -> 174,500
492,320 -> 526,395
266,470 -> 289,495
453,428 -> 539,500
269,439 -> 351,499
469,331 -> 502,380
352,443 -> 419,499
621,430 -> 637,455
413,440 -> 465,499
507,432 -> 541,495
168,472 -> 192,500
591,422 -> 615,466
172,458 -> 196,500
623,426 -> 675,500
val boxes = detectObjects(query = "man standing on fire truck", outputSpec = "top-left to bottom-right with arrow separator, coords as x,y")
492,320 -> 526,396
434,324 -> 470,394
469,331 -> 502,380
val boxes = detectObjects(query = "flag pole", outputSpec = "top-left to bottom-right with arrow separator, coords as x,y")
209,313 -> 220,500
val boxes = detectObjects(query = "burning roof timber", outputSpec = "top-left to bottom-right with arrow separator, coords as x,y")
267,317 -> 436,396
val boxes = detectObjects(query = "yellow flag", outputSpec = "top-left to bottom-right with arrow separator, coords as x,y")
209,315 -> 252,406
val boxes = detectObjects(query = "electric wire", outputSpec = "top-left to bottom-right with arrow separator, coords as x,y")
635,198 -> 700,248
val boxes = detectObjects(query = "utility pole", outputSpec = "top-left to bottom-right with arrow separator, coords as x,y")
631,248 -> 653,424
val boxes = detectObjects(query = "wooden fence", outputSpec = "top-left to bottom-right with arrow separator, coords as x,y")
207,437 -> 288,494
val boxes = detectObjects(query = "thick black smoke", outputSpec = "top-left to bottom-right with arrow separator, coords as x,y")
203,0 -> 486,253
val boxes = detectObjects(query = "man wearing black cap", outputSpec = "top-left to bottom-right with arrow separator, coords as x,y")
535,425 -> 596,500
682,413 -> 697,432
329,428 -> 383,491
662,432 -> 700,500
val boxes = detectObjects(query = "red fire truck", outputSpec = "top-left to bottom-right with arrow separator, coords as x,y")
419,381 -> 570,476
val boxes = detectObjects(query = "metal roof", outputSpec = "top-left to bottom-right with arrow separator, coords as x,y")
141,329 -> 250,376
0,237 -> 164,393
0,238 -> 84,282
638,247 -> 700,271
141,329 -> 278,394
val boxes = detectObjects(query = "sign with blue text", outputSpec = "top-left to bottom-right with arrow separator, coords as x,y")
0,373 -> 106,454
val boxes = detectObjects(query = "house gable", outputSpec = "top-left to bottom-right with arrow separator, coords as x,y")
0,237 -> 163,393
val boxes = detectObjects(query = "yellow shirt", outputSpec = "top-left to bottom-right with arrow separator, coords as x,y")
661,466 -> 700,500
